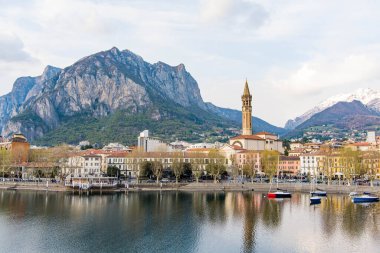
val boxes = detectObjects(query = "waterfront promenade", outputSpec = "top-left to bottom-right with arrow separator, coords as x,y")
1,181 -> 379,194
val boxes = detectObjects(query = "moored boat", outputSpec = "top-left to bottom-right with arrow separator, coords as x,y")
65,176 -> 118,189
267,188 -> 292,198
349,191 -> 359,197
311,189 -> 327,197
310,196 -> 321,204
352,194 -> 379,203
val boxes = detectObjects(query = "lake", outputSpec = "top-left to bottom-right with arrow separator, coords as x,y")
0,190 -> 379,253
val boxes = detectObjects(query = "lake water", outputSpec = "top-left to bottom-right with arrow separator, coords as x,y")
0,190 -> 379,253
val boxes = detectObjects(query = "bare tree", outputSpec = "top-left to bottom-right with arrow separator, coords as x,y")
152,161 -> 163,184
172,152 -> 184,184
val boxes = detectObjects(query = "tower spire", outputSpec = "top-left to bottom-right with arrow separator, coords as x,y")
243,78 -> 250,96
241,80 -> 252,135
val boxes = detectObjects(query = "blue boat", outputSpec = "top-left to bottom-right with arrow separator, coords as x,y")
310,196 -> 321,205
352,194 -> 379,203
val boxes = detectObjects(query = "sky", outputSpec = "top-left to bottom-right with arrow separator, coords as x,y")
1,0 -> 380,127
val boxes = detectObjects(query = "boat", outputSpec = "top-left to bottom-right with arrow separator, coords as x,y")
349,182 -> 359,197
267,188 -> 292,198
311,188 -> 327,197
349,191 -> 359,197
65,176 -> 118,189
267,156 -> 292,199
352,193 -> 379,203
310,196 -> 321,204
92,181 -> 118,188
309,170 -> 325,204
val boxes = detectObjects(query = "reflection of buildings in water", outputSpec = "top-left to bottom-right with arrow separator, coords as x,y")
261,198 -> 284,229
319,196 -> 346,236
240,193 -> 260,253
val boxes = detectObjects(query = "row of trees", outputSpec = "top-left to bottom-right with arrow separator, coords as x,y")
132,150 -> 281,184
0,145 -> 72,180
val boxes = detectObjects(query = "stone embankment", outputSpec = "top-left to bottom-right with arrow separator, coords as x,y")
1,182 -> 379,195
179,182 -> 380,194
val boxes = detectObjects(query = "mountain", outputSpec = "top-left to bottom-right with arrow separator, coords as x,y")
285,100 -> 380,138
285,88 -> 380,129
0,47 -> 284,145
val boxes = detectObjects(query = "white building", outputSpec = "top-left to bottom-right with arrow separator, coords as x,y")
290,142 -> 303,150
300,153 -> 324,176
188,143 -> 215,149
137,130 -> 175,152
63,154 -> 102,177
229,132 -> 284,153
103,143 -> 132,152
106,152 -> 133,178
366,131 -> 376,144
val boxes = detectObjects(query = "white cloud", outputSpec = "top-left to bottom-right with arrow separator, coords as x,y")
266,49 -> 380,96
0,31 -> 33,62
199,0 -> 269,31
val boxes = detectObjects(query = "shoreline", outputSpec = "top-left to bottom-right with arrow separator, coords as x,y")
1,182 -> 379,195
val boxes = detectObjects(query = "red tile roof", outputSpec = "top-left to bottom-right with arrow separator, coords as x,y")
230,135 -> 264,140
351,142 -> 371,146
255,131 -> 276,136
231,145 -> 246,150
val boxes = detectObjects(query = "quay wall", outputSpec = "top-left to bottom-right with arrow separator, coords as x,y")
0,182 -> 379,194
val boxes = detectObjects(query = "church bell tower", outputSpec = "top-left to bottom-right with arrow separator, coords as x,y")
242,80 -> 252,135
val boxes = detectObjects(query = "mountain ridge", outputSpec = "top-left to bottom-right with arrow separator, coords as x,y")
285,88 -> 380,129
284,100 -> 380,138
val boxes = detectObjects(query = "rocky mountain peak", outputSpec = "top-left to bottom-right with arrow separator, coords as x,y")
41,65 -> 61,80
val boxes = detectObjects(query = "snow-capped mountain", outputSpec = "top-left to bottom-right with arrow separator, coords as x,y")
285,88 -> 380,129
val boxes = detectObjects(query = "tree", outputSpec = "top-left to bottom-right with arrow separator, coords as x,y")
172,152 -> 184,184
107,165 -> 120,178
205,149 -> 226,183
0,149 -> 11,182
152,161 -> 163,184
261,150 -> 279,183
364,151 -> 379,187
282,139 -> 290,156
229,155 -> 240,183
340,148 -> 361,186
191,155 -> 203,183
182,162 -> 192,178
139,161 -> 153,179
243,164 -> 255,183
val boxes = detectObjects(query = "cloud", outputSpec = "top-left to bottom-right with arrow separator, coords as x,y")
265,49 -> 380,96
199,0 -> 269,31
0,32 -> 33,62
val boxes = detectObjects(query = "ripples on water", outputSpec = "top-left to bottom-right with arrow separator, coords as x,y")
0,190 -> 379,253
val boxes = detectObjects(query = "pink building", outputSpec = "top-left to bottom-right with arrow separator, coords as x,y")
278,156 -> 300,177
235,151 -> 261,172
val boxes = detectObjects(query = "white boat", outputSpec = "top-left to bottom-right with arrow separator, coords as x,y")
92,181 -> 118,188
349,191 -> 359,197
65,176 -> 118,189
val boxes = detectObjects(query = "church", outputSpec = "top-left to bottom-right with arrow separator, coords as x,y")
229,80 -> 284,153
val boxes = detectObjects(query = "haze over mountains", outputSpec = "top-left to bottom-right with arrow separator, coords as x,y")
0,47 -> 283,145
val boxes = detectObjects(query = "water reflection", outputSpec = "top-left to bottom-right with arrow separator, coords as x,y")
0,191 -> 379,253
